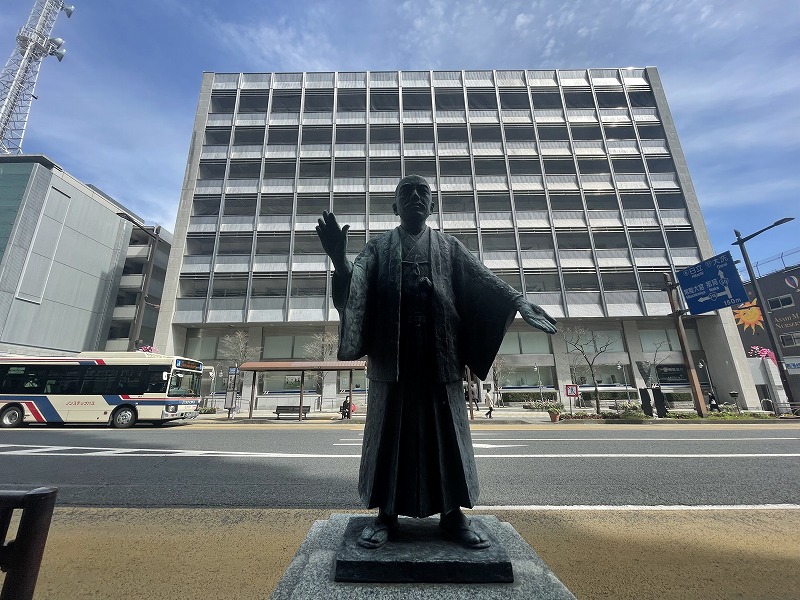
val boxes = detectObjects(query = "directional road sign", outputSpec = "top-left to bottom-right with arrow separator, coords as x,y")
676,251 -> 749,315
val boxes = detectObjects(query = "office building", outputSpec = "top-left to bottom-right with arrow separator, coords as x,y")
154,68 -> 756,408
733,253 -> 800,410
0,154 -> 169,355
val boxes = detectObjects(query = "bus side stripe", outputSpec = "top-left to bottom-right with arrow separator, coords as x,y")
23,401 -> 44,422
2,396 -> 63,422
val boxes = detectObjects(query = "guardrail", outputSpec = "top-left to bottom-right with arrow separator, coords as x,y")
0,487 -> 58,600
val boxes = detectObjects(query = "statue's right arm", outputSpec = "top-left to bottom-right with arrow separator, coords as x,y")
316,211 -> 353,308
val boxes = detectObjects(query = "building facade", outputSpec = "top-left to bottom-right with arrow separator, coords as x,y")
733,256 -> 800,410
0,154 -> 170,356
154,68 -> 757,409
104,218 -> 172,352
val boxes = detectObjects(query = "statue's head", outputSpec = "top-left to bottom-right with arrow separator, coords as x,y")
393,175 -> 434,226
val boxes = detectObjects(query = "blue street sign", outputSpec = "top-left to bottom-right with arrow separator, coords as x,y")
676,251 -> 749,315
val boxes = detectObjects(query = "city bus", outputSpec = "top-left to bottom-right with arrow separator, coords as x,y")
0,352 -> 203,428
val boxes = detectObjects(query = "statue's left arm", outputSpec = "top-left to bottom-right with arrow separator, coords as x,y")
514,297 -> 557,334
452,236 -> 557,335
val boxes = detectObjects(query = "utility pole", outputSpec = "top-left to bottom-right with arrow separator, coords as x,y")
0,1 -> 75,154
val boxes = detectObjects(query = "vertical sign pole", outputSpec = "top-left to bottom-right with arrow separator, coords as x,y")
299,371 -> 305,422
664,272 -> 708,417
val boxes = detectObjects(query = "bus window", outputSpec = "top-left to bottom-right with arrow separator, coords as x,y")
0,366 -> 47,393
168,371 -> 202,397
116,367 -> 148,394
42,365 -> 83,394
146,366 -> 170,393
80,366 -> 118,394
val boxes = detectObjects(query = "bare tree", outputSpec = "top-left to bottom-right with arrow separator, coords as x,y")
218,330 -> 261,396
491,355 -> 514,407
636,339 -> 670,388
303,332 -> 339,410
563,326 -> 621,414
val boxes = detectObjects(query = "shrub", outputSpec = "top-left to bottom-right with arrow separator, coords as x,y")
561,412 -> 602,420
198,407 -> 218,414
503,391 -> 558,404
618,401 -> 649,419
667,411 -> 700,419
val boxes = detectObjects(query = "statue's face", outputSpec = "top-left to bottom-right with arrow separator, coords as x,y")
393,175 -> 434,224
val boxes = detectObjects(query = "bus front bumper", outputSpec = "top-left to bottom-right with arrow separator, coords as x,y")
161,409 -> 199,420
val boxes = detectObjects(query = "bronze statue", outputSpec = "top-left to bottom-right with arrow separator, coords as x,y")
317,175 -> 557,549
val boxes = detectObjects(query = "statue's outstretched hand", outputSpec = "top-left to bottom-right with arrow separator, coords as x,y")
316,211 -> 350,270
515,297 -> 558,334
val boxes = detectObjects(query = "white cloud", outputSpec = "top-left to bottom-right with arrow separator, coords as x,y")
515,13 -> 534,31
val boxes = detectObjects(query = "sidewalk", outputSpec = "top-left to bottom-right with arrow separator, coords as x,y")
192,407 -> 800,426
195,405 -> 554,425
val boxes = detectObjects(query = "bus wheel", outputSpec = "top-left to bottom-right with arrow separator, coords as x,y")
1,404 -> 24,428
111,406 -> 137,429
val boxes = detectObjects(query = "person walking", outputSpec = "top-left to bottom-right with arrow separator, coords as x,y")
484,390 -> 494,419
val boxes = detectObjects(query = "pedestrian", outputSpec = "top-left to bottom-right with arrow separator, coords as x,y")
484,391 -> 494,419
340,396 -> 351,419
708,391 -> 719,412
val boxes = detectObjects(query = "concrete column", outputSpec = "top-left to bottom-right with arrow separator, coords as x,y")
552,331 -> 571,405
622,320 -> 647,389
696,312 -> 759,410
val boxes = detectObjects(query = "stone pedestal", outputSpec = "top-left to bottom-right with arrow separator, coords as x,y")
270,513 -> 576,599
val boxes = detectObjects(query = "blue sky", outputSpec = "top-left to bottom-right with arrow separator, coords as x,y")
1,0 -> 798,271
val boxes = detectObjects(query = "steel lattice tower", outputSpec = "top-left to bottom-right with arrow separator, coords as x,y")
0,0 -> 74,154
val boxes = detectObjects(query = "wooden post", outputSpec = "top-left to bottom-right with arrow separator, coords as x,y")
248,371 -> 257,419
664,272 -> 708,417
299,370 -> 305,421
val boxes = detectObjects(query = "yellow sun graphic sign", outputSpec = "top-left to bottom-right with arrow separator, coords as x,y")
733,299 -> 765,333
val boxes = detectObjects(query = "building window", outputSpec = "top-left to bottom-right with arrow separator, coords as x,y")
767,295 -> 794,311
233,127 -> 265,145
780,332 -> 800,348
639,329 -> 679,352
303,92 -> 334,113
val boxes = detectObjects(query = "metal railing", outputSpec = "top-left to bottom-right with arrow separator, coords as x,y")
1,487 -> 58,600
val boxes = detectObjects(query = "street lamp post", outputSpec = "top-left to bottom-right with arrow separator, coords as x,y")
697,359 -> 714,409
732,218 -> 796,411
117,213 -> 161,351
534,364 -> 543,404
617,362 -> 631,407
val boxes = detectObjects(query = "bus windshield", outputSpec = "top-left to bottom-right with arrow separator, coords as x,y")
168,370 -> 202,397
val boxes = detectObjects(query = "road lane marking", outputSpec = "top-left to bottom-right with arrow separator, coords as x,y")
2,444 -> 800,459
470,437 -> 800,442
472,443 -> 528,449
473,504 -> 800,511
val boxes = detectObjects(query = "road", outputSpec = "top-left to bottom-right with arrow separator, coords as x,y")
1,423 -> 799,507
2,422 -> 800,600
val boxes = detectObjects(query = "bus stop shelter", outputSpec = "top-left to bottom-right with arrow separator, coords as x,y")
238,360 -> 367,421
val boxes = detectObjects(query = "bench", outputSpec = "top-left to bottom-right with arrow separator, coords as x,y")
1,487 -> 58,600
274,405 -> 310,419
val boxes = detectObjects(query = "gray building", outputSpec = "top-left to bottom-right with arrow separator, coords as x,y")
0,154 -> 169,356
154,68 -> 757,409
104,217 -> 172,352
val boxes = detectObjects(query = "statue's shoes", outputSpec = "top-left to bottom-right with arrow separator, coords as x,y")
357,519 -> 397,549
439,520 -> 491,549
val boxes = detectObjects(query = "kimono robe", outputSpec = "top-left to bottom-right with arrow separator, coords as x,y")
332,226 -> 522,517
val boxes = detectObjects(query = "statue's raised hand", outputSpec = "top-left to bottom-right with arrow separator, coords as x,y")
316,210 -> 350,271
515,297 -> 558,335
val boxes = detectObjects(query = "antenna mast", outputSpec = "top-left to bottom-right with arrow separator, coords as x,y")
0,0 -> 75,154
